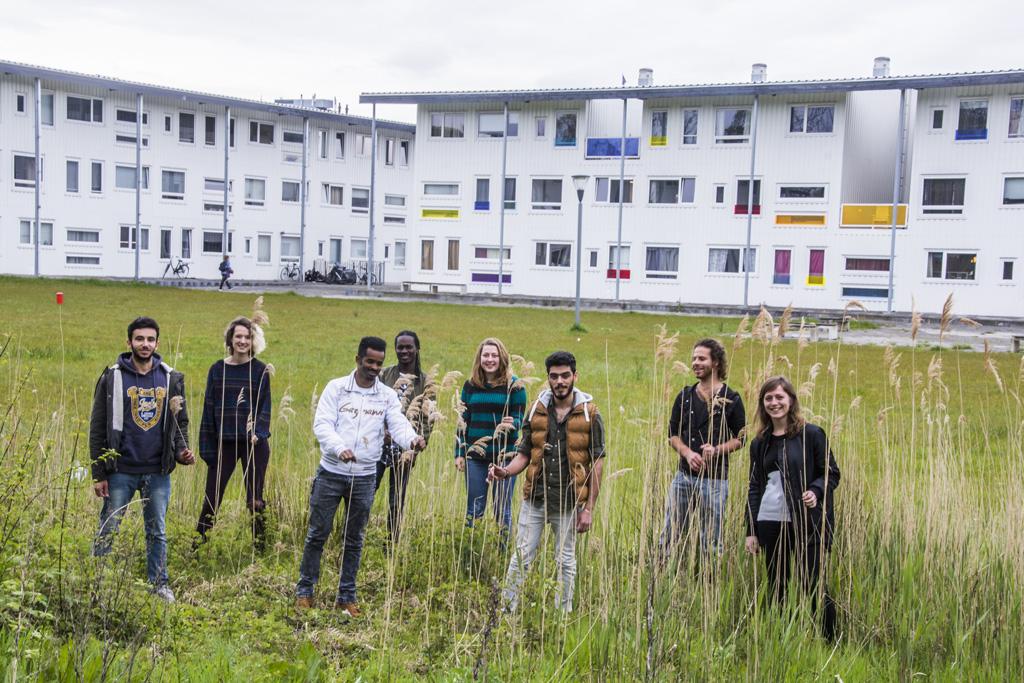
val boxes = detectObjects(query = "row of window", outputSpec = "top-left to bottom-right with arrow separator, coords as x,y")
7,93 -> 410,164
930,97 -> 1024,141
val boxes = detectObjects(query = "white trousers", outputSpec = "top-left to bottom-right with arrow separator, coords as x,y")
502,500 -> 577,612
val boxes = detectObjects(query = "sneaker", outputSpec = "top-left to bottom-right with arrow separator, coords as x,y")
334,601 -> 361,617
295,596 -> 314,610
152,585 -> 176,603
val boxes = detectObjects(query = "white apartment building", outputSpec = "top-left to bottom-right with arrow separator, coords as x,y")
0,60 -> 414,281
361,61 -> 1024,317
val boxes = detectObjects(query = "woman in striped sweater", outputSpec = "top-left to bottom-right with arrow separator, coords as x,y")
195,317 -> 272,548
455,337 -> 527,534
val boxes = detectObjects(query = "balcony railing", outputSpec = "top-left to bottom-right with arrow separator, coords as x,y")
840,204 -> 908,228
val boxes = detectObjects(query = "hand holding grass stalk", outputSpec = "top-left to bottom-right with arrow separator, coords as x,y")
169,396 -> 194,465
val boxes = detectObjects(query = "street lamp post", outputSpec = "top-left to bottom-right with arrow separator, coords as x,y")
572,175 -> 589,328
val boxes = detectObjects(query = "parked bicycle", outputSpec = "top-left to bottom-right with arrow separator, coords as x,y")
280,262 -> 300,281
161,258 -> 190,279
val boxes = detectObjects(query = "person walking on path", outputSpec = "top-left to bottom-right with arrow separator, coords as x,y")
218,255 -> 234,290
660,338 -> 746,563
376,330 -> 434,546
745,375 -> 840,642
90,316 -> 195,603
195,316 -> 272,549
454,337 -> 527,538
295,336 -> 425,615
489,351 -> 605,613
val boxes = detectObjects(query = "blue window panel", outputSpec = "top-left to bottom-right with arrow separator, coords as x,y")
841,286 -> 889,298
471,272 -> 511,284
773,274 -> 791,285
585,137 -> 640,158
954,128 -> 987,141
474,200 -> 490,211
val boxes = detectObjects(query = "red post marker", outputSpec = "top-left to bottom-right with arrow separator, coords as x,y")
56,291 -> 64,305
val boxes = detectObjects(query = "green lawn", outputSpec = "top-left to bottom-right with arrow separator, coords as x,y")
1,276 -> 1021,681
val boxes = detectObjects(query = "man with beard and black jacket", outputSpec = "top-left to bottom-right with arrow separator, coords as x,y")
90,316 -> 194,603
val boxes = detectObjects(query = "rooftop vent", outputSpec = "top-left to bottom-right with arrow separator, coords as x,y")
751,63 -> 767,83
873,57 -> 891,78
638,68 -> 653,87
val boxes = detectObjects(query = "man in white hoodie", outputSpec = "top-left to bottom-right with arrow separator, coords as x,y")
489,351 -> 605,613
296,336 -> 425,615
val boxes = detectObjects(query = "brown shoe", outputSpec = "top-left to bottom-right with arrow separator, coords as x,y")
334,602 -> 361,617
295,596 -> 314,610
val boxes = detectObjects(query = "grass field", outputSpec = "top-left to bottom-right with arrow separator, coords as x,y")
1,276 -> 1022,681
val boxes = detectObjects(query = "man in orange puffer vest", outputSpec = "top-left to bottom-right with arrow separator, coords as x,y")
489,350 -> 606,612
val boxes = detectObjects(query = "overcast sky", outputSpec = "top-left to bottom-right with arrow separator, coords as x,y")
3,0 -> 1020,122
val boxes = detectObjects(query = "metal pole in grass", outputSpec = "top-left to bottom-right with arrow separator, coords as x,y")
887,89 -> 907,314
572,175 -> 589,328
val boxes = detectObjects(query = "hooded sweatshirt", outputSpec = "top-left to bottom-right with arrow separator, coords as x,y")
116,352 -> 170,473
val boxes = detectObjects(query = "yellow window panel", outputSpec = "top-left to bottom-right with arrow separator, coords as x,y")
840,204 -> 908,227
775,214 -> 827,226
806,275 -> 825,286
649,136 -> 667,147
421,208 -> 459,219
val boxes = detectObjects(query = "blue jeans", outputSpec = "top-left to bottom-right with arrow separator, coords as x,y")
464,458 -> 516,530
296,467 -> 376,603
93,472 -> 172,586
660,471 -> 728,557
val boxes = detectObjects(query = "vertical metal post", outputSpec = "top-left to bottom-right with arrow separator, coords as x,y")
134,93 -> 142,280
575,191 -> 584,327
615,97 -> 627,300
369,104 -> 377,289
742,94 -> 760,308
33,78 -> 41,277
223,106 -> 230,258
498,102 -> 509,294
887,89 -> 907,314
300,116 -> 309,279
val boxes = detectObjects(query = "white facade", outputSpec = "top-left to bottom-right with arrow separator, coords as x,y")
0,63 -> 414,281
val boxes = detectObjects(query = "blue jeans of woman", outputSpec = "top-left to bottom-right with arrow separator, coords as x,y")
464,458 -> 516,531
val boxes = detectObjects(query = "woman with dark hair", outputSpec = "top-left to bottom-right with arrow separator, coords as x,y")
661,338 -> 746,561
745,375 -> 840,641
195,316 -> 272,548
377,330 -> 433,546
455,337 -> 527,535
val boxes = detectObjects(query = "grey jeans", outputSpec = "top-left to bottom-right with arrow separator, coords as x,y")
660,471 -> 728,558
502,500 -> 578,612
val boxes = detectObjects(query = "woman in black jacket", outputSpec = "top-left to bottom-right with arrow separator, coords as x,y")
745,376 -> 840,641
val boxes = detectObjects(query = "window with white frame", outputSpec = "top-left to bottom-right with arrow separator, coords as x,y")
119,225 -> 150,250
67,96 -> 102,123
115,165 -> 150,190
845,257 -> 890,272
204,115 -> 216,146
178,113 -> 195,143
13,155 -> 39,188
322,183 -> 344,206
280,235 -> 301,261
535,242 -> 571,267
315,130 -> 328,159
160,228 -> 172,259
447,239 -> 460,270
18,220 -> 53,245
1003,177 -> 1024,205
645,246 -> 679,279
394,240 -> 406,267
474,246 -> 511,260
334,131 -> 346,158
424,182 -> 459,196
420,239 -> 434,270
204,177 -> 231,193
249,121 -> 274,144
478,112 -> 519,138
789,105 -> 834,133
351,187 -> 369,213
383,215 -> 405,225
778,184 -> 826,200
608,245 -> 630,270
773,248 -> 792,284
650,111 -> 668,145
535,116 -> 547,138
430,113 -> 465,138
922,178 -> 965,214
475,178 -> 490,210
41,93 -> 54,126
385,194 -> 406,207
531,179 -> 563,210
715,108 -> 750,143
90,161 -> 103,193
931,108 -> 945,131
554,112 -> 577,146
163,115 -> 172,133
1009,97 -> 1024,137
257,234 -> 271,262
504,177 -> 517,210
16,93 -> 26,113
66,254 -> 100,266
202,231 -> 232,254
244,177 -> 266,206
927,251 -> 976,280
282,180 -> 301,203
595,177 -> 634,203
283,130 -> 304,144
1002,259 -> 1015,281
66,160 -> 79,193
161,170 -> 185,200
356,134 -> 372,156
116,109 -> 148,125
181,229 -> 192,258
351,238 -> 367,259
714,184 -> 726,204
229,118 -> 235,147
66,228 -> 100,243
682,109 -> 698,145
708,247 -> 756,273
736,179 -> 761,211
399,139 -> 410,166
956,100 -> 988,139
114,133 -> 149,147
588,250 -> 598,268
649,178 -> 695,204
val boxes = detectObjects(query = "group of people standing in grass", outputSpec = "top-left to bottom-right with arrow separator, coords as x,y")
88,315 -> 839,639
